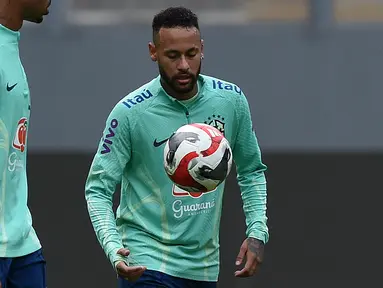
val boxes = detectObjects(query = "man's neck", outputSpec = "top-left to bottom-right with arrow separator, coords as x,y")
160,78 -> 198,101
0,2 -> 23,31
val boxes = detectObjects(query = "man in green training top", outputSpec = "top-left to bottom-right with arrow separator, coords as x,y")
0,1 -> 51,288
85,6 -> 269,288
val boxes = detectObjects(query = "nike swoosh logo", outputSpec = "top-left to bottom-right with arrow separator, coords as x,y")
7,83 -> 17,92
153,138 -> 169,147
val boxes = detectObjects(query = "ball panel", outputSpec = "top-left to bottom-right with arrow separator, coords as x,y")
170,141 -> 199,173
190,123 -> 224,158
163,123 -> 233,193
189,139 -> 233,191
164,126 -> 212,175
167,151 -> 208,192
174,124 -> 212,151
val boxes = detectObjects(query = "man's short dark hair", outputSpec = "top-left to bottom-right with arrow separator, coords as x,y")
152,7 -> 200,41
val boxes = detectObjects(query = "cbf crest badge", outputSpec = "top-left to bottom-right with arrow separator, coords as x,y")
204,115 -> 225,135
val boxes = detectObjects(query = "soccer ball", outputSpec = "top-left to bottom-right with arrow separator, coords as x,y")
163,123 -> 233,193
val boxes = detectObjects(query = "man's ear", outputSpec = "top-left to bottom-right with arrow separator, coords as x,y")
149,42 -> 157,62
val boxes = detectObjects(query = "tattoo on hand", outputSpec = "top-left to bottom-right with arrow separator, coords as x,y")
247,238 -> 264,263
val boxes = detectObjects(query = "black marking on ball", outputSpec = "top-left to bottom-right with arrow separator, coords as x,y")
198,148 -> 231,181
166,131 -> 200,165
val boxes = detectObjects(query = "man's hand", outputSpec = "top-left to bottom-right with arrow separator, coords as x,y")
234,237 -> 265,277
115,248 -> 146,282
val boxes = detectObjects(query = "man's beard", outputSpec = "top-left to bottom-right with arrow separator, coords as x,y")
25,17 -> 44,23
159,63 -> 201,95
24,0 -> 50,24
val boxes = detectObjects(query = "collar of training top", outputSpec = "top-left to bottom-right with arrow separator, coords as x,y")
158,74 -> 206,104
0,24 -> 20,44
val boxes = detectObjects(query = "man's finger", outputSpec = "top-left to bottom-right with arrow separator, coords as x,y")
118,266 -> 146,281
117,248 -> 130,257
235,254 -> 256,278
235,267 -> 250,278
117,264 -> 146,275
235,262 -> 258,278
126,266 -> 146,273
235,244 -> 247,266
119,269 -> 145,279
124,269 -> 146,282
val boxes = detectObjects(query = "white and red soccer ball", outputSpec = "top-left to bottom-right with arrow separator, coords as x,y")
163,123 -> 233,193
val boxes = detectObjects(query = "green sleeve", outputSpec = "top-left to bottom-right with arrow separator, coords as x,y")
85,102 -> 132,268
231,92 -> 269,244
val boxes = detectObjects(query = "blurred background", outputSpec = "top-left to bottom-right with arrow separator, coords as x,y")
21,0 -> 381,287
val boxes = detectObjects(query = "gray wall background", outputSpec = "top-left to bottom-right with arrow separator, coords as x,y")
21,23 -> 383,153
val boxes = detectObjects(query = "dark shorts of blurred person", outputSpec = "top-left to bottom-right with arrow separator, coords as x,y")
119,269 -> 217,288
0,249 -> 46,288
